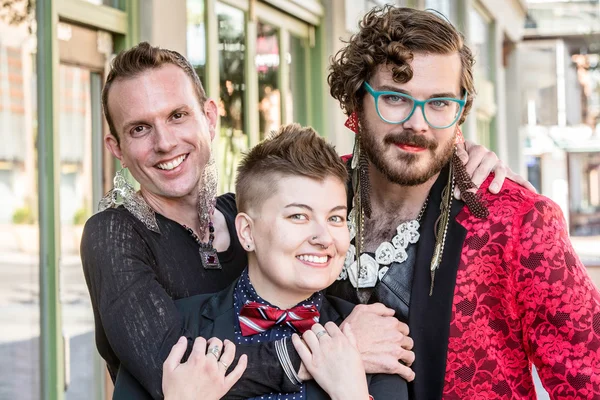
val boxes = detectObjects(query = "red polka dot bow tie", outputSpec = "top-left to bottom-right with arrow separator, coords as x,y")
238,301 -> 320,336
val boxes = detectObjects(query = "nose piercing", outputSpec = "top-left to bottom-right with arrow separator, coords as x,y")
312,236 -> 318,240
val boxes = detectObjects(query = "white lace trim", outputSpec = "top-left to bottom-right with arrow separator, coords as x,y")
338,208 -> 420,289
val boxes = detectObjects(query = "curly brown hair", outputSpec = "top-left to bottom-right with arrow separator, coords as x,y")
328,5 -> 475,125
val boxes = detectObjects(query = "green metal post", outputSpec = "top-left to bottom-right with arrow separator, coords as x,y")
278,28 -> 289,124
308,24 -> 328,138
37,0 -> 65,398
125,0 -> 140,47
90,72 -> 106,400
245,3 -> 259,147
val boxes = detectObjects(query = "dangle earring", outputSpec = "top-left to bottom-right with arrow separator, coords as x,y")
349,119 -> 378,289
98,169 -> 160,232
195,152 -> 221,270
197,152 -> 218,235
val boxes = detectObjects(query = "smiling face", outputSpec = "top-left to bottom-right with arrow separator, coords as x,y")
104,64 -> 217,204
237,175 -> 349,308
360,52 -> 463,186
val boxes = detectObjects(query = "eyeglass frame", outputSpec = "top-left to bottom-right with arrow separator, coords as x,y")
363,82 -> 468,129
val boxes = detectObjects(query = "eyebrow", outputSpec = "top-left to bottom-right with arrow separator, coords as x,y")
284,203 -> 348,213
376,85 -> 459,100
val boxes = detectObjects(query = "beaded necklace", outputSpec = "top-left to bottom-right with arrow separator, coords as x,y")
349,161 -> 456,297
341,197 -> 429,288
182,222 -> 221,270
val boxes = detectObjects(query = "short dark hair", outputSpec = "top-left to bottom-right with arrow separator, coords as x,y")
102,42 -> 207,143
235,124 -> 348,213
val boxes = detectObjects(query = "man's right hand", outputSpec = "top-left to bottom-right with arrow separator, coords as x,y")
162,336 -> 247,400
340,303 -> 415,381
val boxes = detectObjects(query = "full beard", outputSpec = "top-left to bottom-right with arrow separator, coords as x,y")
359,115 -> 456,186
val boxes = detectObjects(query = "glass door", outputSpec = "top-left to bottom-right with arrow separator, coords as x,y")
58,22 -> 109,400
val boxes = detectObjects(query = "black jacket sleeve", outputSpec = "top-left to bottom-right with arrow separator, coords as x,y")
367,372 -> 408,400
223,340 -> 301,399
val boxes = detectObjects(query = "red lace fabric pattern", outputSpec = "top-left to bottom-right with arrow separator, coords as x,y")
446,178 -> 600,399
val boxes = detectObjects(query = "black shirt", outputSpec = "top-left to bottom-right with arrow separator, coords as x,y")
81,193 -> 299,399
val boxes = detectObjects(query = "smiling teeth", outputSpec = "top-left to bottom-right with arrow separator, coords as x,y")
157,155 -> 186,170
297,255 -> 328,264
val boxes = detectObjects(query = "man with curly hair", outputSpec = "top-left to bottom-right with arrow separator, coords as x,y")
326,5 -> 600,399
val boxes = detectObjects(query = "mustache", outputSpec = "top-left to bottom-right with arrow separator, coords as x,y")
383,131 -> 437,150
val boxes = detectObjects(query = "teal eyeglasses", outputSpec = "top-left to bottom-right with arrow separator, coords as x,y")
363,82 -> 467,129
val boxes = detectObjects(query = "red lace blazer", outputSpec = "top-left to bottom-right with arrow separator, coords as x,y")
446,178 -> 600,399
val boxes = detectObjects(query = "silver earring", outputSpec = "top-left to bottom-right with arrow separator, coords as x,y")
197,153 -> 218,237
99,169 -> 159,233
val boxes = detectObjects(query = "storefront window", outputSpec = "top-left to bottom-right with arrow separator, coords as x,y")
188,1 -> 314,191
257,21 -> 281,140
216,2 -> 246,193
0,7 -> 40,399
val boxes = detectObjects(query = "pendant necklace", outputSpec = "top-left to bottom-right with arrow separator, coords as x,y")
182,222 -> 222,270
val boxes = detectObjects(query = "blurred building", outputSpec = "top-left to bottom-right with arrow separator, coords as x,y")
519,0 -> 600,235
1,0 -> 531,399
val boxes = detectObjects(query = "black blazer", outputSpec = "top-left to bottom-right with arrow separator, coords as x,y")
113,280 -> 408,399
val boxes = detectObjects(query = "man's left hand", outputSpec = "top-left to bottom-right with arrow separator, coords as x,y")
340,303 -> 415,382
456,140 -> 537,198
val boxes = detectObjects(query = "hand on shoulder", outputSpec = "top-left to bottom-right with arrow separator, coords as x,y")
163,336 -> 247,400
341,303 -> 415,381
292,322 -> 369,400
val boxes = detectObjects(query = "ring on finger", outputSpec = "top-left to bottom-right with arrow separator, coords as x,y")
208,346 -> 221,359
315,330 -> 328,339
220,360 -> 230,369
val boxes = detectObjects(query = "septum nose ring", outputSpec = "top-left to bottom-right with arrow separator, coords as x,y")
311,235 -> 327,249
